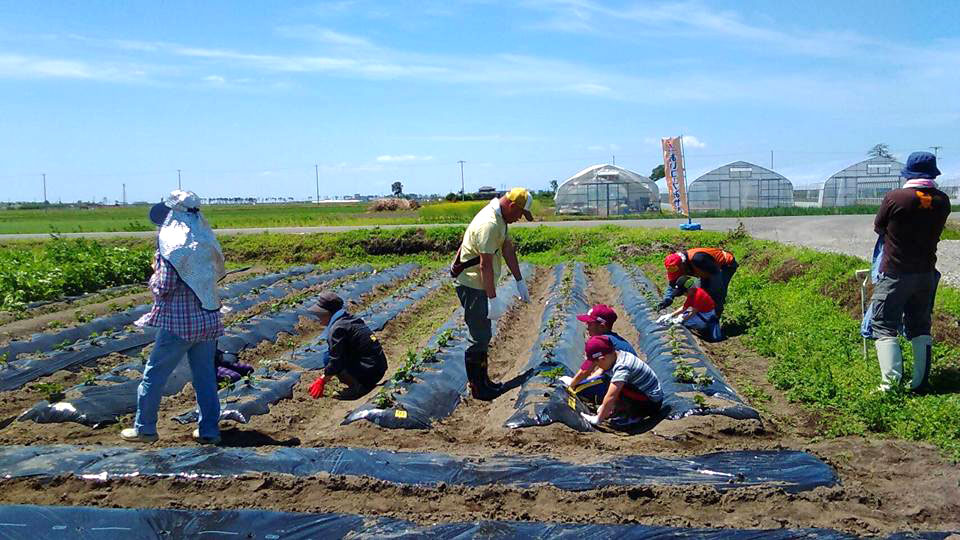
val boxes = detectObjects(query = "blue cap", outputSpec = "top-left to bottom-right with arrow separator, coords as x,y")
901,151 -> 941,180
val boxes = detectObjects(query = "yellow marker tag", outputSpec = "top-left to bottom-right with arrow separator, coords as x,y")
394,410 -> 408,419
568,397 -> 576,409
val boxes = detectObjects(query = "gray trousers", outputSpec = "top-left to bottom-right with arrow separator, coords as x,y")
456,285 -> 491,355
869,271 -> 938,339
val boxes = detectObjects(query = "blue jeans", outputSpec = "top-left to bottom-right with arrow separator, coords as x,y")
135,329 -> 220,438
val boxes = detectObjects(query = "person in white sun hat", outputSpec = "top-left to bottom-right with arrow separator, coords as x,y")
120,190 -> 226,445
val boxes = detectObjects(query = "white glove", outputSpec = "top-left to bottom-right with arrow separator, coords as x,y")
487,296 -> 508,320
581,412 -> 599,425
558,375 -> 574,386
516,279 -> 531,302
656,314 -> 671,325
669,315 -> 685,325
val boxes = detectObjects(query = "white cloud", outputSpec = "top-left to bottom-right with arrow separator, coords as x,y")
587,143 -> 620,152
375,154 -> 434,162
203,74 -> 226,84
682,135 -> 706,149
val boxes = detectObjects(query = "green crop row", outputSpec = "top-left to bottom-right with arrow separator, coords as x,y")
0,238 -> 153,311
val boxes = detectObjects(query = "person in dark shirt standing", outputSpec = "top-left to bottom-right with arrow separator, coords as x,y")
870,151 -> 950,392
306,292 -> 388,400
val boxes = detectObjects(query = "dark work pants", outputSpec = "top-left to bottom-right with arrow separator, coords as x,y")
702,261 -> 738,318
869,271 -> 938,339
456,285 -> 491,355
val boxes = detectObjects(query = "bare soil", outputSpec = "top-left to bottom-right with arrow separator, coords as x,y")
0,267 -> 958,535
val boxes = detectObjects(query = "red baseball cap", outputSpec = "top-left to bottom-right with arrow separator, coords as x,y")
577,304 -> 618,326
584,335 -> 614,362
664,252 -> 684,282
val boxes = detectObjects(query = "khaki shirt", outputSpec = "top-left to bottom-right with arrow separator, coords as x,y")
456,198 -> 507,290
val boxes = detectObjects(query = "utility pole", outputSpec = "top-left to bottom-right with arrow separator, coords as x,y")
42,173 -> 47,203
458,160 -> 466,201
177,169 -> 182,190
612,155 -> 616,165
122,183 -> 126,205
770,150 -> 774,169
315,164 -> 320,203
930,146 -> 942,158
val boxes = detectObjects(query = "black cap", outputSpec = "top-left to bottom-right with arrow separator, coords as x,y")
307,292 -> 344,317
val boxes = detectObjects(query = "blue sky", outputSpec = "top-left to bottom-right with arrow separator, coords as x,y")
1,0 -> 958,203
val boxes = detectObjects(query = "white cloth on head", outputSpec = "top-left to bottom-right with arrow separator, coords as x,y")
157,208 -> 225,311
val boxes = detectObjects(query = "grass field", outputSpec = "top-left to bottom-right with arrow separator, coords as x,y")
6,199 -> 956,235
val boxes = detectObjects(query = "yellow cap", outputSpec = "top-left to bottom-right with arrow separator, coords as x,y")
505,187 -> 534,221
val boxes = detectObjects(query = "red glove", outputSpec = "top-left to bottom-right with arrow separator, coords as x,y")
309,375 -> 327,399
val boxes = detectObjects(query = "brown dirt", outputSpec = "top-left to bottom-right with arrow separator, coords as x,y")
0,268 -> 959,535
769,258 -> 812,283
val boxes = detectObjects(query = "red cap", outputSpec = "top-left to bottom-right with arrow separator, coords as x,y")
584,335 -> 614,362
576,304 -> 618,326
664,252 -> 684,282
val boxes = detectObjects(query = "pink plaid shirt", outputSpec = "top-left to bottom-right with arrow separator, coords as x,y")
136,253 -> 224,341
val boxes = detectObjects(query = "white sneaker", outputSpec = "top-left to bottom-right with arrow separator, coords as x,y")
192,428 -> 221,445
120,428 -> 158,443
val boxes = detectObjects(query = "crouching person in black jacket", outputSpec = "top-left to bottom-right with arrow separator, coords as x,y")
305,292 -> 387,400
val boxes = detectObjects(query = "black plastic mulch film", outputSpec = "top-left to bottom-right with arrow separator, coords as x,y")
3,506 -> 954,540
342,263 -> 532,429
0,445 -> 836,493
504,263 -> 596,431
0,264 -> 369,393
15,265 -> 407,427
607,264 -> 761,421
174,269 -> 444,425
0,264 -> 318,365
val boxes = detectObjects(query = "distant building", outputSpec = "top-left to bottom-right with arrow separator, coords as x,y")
819,156 -> 904,207
554,164 -> 659,216
687,161 -> 793,211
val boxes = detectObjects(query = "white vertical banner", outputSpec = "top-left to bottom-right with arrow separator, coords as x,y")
662,136 -> 688,216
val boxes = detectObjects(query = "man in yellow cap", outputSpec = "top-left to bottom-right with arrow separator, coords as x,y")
450,187 -> 534,400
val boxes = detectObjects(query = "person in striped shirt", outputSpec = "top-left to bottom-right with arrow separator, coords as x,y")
121,191 -> 225,445
578,335 -> 663,427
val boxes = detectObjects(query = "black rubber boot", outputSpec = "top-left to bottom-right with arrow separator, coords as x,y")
465,351 -> 498,401
477,351 -> 503,396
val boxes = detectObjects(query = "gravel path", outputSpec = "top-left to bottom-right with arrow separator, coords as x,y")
3,214 -> 958,286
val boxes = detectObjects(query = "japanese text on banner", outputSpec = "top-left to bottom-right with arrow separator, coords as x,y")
662,136 -> 689,216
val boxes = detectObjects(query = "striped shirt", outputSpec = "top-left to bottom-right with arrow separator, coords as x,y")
136,253 -> 224,342
610,350 -> 663,403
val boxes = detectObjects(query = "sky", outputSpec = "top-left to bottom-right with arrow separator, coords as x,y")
1,0 -> 958,203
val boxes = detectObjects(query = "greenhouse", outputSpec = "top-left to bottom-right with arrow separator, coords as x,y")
687,161 -> 794,211
554,164 -> 659,216
819,156 -> 904,207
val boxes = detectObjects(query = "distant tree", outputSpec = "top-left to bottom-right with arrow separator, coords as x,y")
445,192 -> 458,201
550,179 -> 559,193
650,164 -> 665,181
868,144 -> 893,159
391,181 -> 403,197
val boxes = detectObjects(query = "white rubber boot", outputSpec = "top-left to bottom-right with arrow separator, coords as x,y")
910,335 -> 933,392
875,337 -> 902,392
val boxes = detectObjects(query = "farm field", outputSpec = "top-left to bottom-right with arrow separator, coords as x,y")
7,199 -> 960,236
0,226 -> 957,536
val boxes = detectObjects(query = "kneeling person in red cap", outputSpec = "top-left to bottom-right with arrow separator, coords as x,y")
658,276 -> 723,341
579,335 -> 663,427
306,292 -> 387,400
567,304 -> 638,403
658,247 -> 737,318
